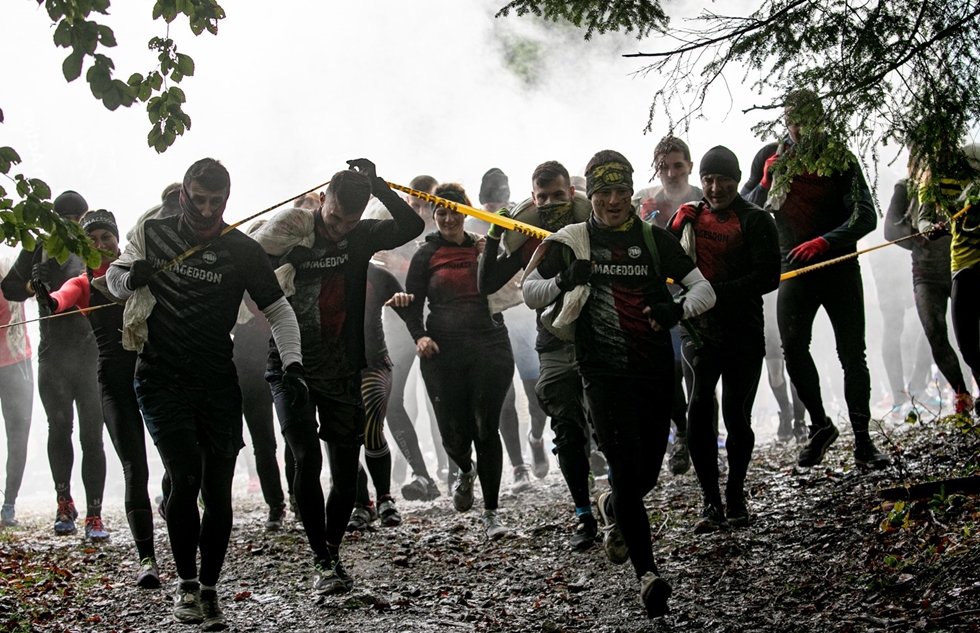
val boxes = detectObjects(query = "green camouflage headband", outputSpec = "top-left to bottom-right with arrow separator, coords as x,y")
586,162 -> 633,198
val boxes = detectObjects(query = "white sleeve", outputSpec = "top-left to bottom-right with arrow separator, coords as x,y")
677,267 -> 716,319
522,267 -> 562,310
263,296 -> 303,368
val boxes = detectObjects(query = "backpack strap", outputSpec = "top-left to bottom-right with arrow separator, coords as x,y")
640,219 -> 662,280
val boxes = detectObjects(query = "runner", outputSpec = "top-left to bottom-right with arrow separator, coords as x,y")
528,150 -> 716,616
105,158 -> 306,629
252,159 -> 424,594
393,182 -> 517,539
665,146 -> 780,532
34,210 -> 159,586
1,190 -> 108,540
744,91 -> 891,469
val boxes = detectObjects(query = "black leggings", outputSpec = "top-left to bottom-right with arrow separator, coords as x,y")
1,360 -> 33,506
237,343 -> 285,510
100,360 -> 154,560
778,263 -> 872,434
357,362 -> 393,504
951,265 -> 980,388
39,350 -> 105,515
499,383 -> 526,469
914,279 -> 967,394
420,337 -> 513,511
156,430 -> 237,586
383,320 -> 438,480
682,338 -> 763,506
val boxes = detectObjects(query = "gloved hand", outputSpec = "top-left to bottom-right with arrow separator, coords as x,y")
556,259 -> 593,291
926,222 -> 950,241
759,152 -> 781,190
286,245 -> 314,269
640,198 -> 658,223
487,208 -> 509,240
788,237 -> 830,262
281,363 -> 309,409
31,276 -> 58,312
31,262 -> 51,289
346,158 -> 378,181
669,204 -> 699,232
643,300 -> 683,331
127,259 -> 155,290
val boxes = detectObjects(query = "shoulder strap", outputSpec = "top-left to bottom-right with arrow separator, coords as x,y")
641,220 -> 661,279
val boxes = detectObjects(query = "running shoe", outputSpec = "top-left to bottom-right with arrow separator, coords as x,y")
668,437 -> 691,475
136,557 -> 160,589
527,431 -> 550,479
452,466 -> 477,512
346,505 -> 373,532
265,504 -> 286,531
776,414 -> 794,443
377,496 -> 402,527
199,588 -> 226,631
726,496 -> 750,528
693,504 -> 729,534
313,558 -> 354,594
640,571 -> 672,618
482,509 -> 510,540
569,513 -> 598,551
1,503 -> 17,528
954,392 -> 975,415
854,436 -> 891,470
54,498 -> 78,536
173,580 -> 203,624
793,419 -> 809,444
596,491 -> 628,564
512,464 -> 533,492
401,475 -> 440,501
84,516 -> 110,542
797,418 -> 839,467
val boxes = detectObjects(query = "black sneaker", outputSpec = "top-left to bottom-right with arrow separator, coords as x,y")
569,513 -> 598,551
401,475 -> 440,501
199,588 -> 227,631
797,419 -> 839,467
136,557 -> 160,589
668,437 -> 691,475
693,504 -> 729,534
776,414 -> 794,443
265,504 -> 286,531
527,432 -> 550,479
313,557 -> 354,594
377,496 -> 402,527
726,496 -> 750,528
640,571 -> 672,618
452,466 -> 477,512
854,436 -> 891,469
173,580 -> 203,624
54,497 -> 78,536
1,503 -> 17,528
347,505 -> 373,532
596,491 -> 628,564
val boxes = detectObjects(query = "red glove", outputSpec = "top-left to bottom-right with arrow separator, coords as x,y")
788,237 -> 830,262
759,152 -> 780,190
640,198 -> 658,222
669,204 -> 699,232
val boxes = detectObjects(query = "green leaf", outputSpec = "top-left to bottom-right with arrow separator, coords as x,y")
176,53 -> 195,76
97,24 -> 117,47
53,21 -> 73,48
169,86 -> 186,103
103,86 -> 122,111
20,230 -> 35,252
62,50 -> 85,82
28,179 -> 51,199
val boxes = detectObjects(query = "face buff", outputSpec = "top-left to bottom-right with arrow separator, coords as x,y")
585,162 -> 633,198
178,187 -> 226,240
537,201 -> 573,232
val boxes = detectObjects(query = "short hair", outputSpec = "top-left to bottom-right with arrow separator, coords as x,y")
532,161 -> 570,188
183,158 -> 230,193
653,135 -> 692,167
409,174 -> 438,194
327,169 -> 372,215
433,182 -> 471,207
585,150 -> 633,177
160,182 -> 181,201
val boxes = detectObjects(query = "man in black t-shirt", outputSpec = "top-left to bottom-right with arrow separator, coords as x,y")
107,159 -> 306,629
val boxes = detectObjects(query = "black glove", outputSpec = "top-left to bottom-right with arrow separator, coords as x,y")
645,300 -> 684,331
285,245 -> 314,269
127,259 -> 155,290
346,158 -> 378,181
556,259 -> 593,291
31,262 -> 51,289
31,276 -> 58,312
282,362 -> 309,409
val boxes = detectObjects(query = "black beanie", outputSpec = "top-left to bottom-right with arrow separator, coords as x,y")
699,146 -> 741,182
80,209 -> 119,239
53,190 -> 88,217
479,168 -> 510,205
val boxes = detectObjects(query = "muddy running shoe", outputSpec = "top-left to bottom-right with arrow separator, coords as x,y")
84,516 -> 110,542
854,436 -> 891,470
954,392 -> 975,415
793,419 -> 809,444
569,513 -> 598,551
346,504 -> 374,532
694,504 -> 729,534
452,465 -> 477,512
136,557 -> 160,589
527,431 -> 550,479
776,414 -> 794,443
640,571 -> 672,618
668,437 -> 691,475
512,464 -> 533,492
173,580 -> 203,624
199,588 -> 227,631
54,498 -> 78,536
401,475 -> 440,501
1,503 -> 17,528
797,418 -> 839,467
313,558 -> 354,594
726,496 -> 750,528
265,504 -> 286,531
482,509 -> 510,540
596,491 -> 628,564
377,495 -> 402,527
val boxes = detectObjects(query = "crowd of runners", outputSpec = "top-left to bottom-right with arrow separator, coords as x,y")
1,91 -> 979,626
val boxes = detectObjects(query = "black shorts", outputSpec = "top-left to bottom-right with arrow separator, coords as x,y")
271,373 -> 366,448
135,377 -> 244,457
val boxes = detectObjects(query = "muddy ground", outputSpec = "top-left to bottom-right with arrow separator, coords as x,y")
2,411 -> 979,633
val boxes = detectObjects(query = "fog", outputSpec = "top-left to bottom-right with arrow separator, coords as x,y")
0,1 -> 964,509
